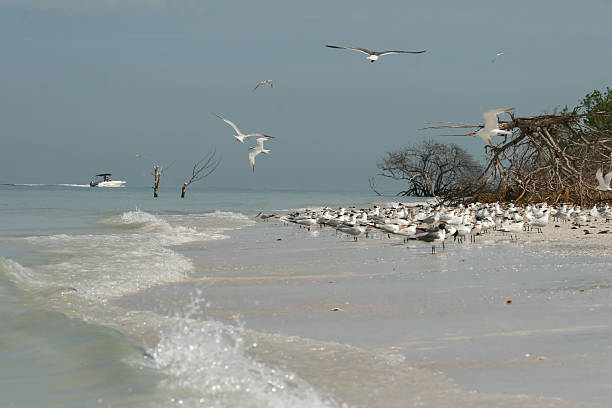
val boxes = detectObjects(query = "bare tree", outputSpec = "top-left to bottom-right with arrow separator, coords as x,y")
152,160 -> 175,198
181,150 -> 221,198
377,141 -> 484,202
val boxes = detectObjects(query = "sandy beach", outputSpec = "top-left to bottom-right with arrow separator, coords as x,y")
116,210 -> 612,408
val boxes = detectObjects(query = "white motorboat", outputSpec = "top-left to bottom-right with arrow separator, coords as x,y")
90,173 -> 126,187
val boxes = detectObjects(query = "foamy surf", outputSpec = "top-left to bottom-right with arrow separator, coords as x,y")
0,208 -> 336,407
0,256 -> 337,408
1,183 -> 91,187
147,307 -> 338,407
12,210 -> 250,301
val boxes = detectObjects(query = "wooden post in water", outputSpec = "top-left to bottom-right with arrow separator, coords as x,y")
153,166 -> 161,198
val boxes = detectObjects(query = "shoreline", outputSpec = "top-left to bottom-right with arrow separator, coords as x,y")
117,210 -> 612,407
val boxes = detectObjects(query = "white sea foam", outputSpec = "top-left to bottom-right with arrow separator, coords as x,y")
1,183 -> 91,187
16,210 -> 248,301
146,294 -> 338,408
2,209 -> 340,407
0,257 -> 42,288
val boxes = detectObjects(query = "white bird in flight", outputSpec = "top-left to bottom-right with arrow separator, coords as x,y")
215,114 -> 271,143
595,168 -> 612,191
253,80 -> 274,91
325,45 -> 426,62
491,51 -> 506,63
248,136 -> 274,172
468,108 -> 513,146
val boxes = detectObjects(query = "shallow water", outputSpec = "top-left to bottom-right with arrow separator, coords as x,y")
0,185 -> 385,407
1,184 -> 610,407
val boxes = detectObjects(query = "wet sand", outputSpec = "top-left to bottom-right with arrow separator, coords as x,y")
117,215 -> 612,407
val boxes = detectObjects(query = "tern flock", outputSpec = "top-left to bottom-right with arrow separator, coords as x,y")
265,201 -> 612,254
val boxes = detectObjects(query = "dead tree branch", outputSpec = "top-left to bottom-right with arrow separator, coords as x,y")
427,111 -> 612,205
181,150 -> 221,198
152,160 -> 175,198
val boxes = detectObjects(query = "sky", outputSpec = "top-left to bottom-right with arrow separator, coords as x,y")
2,0 -> 612,192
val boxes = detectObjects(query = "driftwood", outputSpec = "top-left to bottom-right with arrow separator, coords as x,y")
426,111 -> 612,205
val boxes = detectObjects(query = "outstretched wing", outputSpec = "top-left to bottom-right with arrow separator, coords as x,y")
253,80 -> 273,91
595,168 -> 610,188
215,114 -> 242,135
604,170 -> 612,186
378,50 -> 427,56
476,129 -> 493,146
254,135 -> 274,149
248,149 -> 259,172
326,45 -> 373,55
482,108 -> 512,130
244,132 -> 272,138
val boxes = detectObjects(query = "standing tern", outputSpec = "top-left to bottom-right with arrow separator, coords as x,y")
253,80 -> 274,91
248,136 -> 274,172
468,108 -> 513,146
595,168 -> 612,191
325,45 -> 426,62
215,114 -> 271,143
409,224 -> 446,254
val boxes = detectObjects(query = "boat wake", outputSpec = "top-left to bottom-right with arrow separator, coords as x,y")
1,183 -> 91,187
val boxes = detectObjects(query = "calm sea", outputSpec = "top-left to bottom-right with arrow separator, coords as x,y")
0,184 -> 390,407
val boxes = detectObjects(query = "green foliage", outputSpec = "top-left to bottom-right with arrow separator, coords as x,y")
580,86 -> 612,131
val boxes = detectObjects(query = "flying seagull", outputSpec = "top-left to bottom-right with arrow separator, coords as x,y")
253,80 -> 274,91
325,45 -> 426,62
595,168 -> 612,191
468,108 -> 513,146
215,114 -> 271,143
491,51 -> 506,63
248,136 -> 274,172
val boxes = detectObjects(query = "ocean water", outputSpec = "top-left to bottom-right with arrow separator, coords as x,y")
0,184 -> 389,408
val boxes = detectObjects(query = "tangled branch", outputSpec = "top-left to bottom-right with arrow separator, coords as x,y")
426,111 -> 612,204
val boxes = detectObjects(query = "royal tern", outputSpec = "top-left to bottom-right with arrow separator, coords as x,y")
394,223 -> 418,242
421,211 -> 440,225
325,45 -> 426,62
215,114 -> 271,143
453,220 -> 472,244
410,224 -> 446,254
468,108 -> 513,146
336,224 -> 371,241
573,211 -> 587,227
256,212 -> 277,221
470,222 -> 482,242
595,168 -> 612,191
248,136 -> 274,172
528,210 -> 549,233
498,218 -> 524,240
253,80 -> 274,91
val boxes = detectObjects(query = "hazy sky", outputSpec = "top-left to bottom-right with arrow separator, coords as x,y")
2,0 -> 612,191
